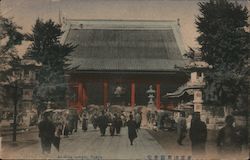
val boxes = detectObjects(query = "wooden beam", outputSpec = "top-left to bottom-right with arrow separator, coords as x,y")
77,82 -> 83,111
103,80 -> 109,108
131,81 -> 135,110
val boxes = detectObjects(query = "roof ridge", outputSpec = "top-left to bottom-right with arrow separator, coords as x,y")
65,18 -> 177,23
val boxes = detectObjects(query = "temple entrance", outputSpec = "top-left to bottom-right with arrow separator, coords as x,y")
109,81 -> 130,106
67,72 -> 188,112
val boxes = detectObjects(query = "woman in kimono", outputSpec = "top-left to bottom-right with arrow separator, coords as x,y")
82,113 -> 88,131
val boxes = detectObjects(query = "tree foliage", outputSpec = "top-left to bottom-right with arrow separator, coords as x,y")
0,16 -> 24,108
196,0 -> 249,109
0,16 -> 24,82
26,19 -> 75,111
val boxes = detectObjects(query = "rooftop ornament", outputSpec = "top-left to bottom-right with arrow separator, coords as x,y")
184,53 -> 213,70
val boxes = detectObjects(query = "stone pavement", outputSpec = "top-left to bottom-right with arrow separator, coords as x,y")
2,125 -> 167,160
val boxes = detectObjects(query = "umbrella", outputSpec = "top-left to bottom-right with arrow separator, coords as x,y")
110,105 -> 124,113
53,109 -> 65,113
44,109 -> 53,113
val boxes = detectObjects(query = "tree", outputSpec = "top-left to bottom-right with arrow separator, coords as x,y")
0,16 -> 24,108
0,16 -> 23,81
195,0 -> 249,111
26,19 -> 75,112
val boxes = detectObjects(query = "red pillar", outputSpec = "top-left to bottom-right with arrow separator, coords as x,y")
67,80 -> 72,107
77,82 -> 83,111
69,88 -> 75,107
82,84 -> 87,109
156,82 -> 161,110
131,81 -> 135,111
103,80 -> 109,108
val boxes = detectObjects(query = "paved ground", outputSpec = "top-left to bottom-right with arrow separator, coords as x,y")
1,124 -> 249,160
2,125 -> 167,160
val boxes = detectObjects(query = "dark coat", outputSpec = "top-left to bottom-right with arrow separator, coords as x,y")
189,120 -> 207,144
217,125 -> 243,153
97,115 -> 108,128
127,120 -> 137,140
67,116 -> 75,132
38,119 -> 55,140
82,117 -> 88,131
114,117 -> 123,128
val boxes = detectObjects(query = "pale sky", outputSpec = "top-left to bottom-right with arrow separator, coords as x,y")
1,0 -> 249,54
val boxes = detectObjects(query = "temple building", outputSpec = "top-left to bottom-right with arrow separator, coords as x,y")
61,19 -> 189,112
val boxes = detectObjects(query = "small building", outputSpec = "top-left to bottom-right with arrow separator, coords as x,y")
62,19 -> 189,112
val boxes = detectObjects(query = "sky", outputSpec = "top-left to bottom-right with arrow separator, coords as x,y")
1,0 -> 249,53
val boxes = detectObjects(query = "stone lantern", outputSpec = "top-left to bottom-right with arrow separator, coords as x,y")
146,85 -> 155,104
185,58 -> 212,113
146,85 -> 156,111
163,55 -> 212,114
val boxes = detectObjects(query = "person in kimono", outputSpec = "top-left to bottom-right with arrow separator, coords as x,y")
127,115 -> 137,145
114,114 -> 123,135
217,115 -> 244,155
97,111 -> 108,136
82,113 -> 88,131
189,112 -> 207,155
38,112 -> 55,154
177,112 -> 187,145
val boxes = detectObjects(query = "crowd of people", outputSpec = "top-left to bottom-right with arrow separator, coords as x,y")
38,109 -> 143,154
88,110 -> 142,145
37,108 -> 248,157
0,110 -> 38,127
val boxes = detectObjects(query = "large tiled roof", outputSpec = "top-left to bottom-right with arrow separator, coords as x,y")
62,19 -> 187,72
